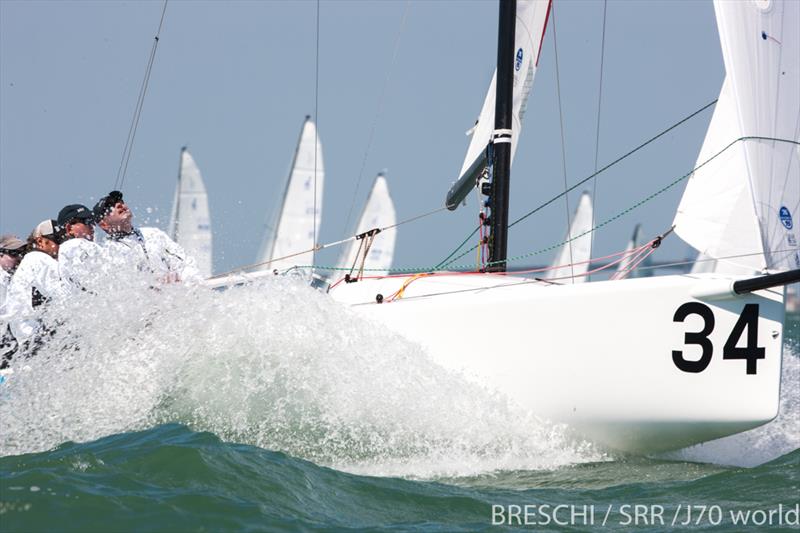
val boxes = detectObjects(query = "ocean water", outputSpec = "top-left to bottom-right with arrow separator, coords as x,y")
1,276 -> 798,532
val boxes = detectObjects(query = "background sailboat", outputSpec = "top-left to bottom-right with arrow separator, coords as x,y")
615,224 -> 650,278
545,191 -> 592,283
256,116 -> 324,273
169,147 -> 213,278
334,172 -> 397,278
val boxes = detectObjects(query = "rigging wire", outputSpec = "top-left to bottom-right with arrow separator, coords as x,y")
508,97 -> 718,229
114,0 -> 168,190
340,1 -> 411,238
550,3 -> 575,282
313,0 -> 320,263
590,0 -> 608,261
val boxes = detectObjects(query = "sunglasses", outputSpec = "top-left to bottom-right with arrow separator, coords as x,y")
0,248 -> 24,257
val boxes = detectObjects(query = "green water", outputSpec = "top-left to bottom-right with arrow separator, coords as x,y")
1,425 -> 798,532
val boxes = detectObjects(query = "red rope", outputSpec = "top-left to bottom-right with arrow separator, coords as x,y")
329,239 -> 657,295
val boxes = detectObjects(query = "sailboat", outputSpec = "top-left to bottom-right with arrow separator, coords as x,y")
169,147 -> 213,278
334,172 -> 397,278
544,191 -> 592,283
327,0 -> 800,453
615,224 -> 649,278
256,116 -> 324,274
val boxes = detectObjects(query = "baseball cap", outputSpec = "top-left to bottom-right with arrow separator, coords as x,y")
31,219 -> 63,242
57,204 -> 94,227
0,234 -> 27,254
92,190 -> 124,222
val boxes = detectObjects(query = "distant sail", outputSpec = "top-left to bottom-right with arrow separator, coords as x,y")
447,0 -> 551,209
169,148 -> 213,278
546,191 -> 593,283
617,224 -> 644,276
335,173 -> 397,277
257,116 -> 324,272
676,0 -> 800,272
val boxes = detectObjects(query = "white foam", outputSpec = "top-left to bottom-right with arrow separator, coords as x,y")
0,270 -> 604,477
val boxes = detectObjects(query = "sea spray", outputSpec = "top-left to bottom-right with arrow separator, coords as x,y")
0,270 -> 604,477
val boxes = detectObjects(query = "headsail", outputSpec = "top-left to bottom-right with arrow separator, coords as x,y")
335,173 -> 397,277
674,78 -> 763,274
169,148 -> 213,278
676,0 -> 800,272
546,191 -> 593,283
256,116 -> 324,272
446,0 -> 551,209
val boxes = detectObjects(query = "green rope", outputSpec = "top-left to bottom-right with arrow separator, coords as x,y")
433,225 -> 480,269
300,135 -> 799,274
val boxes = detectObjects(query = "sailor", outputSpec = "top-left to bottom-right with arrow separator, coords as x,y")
56,203 -> 103,292
93,190 -> 201,283
4,220 -> 68,353
0,235 -> 27,366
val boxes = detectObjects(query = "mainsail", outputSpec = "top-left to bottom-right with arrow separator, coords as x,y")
169,148 -> 213,278
675,0 -> 800,273
335,173 -> 397,277
545,191 -> 593,283
257,116 -> 324,272
446,0 -> 551,209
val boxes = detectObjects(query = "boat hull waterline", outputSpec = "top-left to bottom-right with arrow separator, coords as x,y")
328,273 -> 784,454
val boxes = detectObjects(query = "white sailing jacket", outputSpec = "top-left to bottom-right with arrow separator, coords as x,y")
58,237 -> 104,293
4,251 -> 67,342
106,227 -> 201,283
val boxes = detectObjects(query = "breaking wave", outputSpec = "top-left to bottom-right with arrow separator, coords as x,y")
0,270 -> 603,477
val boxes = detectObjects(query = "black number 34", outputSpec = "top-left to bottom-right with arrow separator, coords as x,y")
672,303 -> 766,374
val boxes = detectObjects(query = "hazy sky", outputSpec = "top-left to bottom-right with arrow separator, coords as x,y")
0,0 -> 724,275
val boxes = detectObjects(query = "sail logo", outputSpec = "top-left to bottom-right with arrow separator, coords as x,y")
779,206 -> 793,229
515,48 -> 523,71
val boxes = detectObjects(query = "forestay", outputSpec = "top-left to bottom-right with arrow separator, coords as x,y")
257,117 -> 324,272
675,0 -> 800,273
446,0 -> 551,209
335,173 -> 397,277
169,148 -> 213,278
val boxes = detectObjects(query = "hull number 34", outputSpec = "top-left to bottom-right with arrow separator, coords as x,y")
672,303 -> 766,375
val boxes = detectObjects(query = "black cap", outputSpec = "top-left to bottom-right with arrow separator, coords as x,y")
92,190 -> 124,222
57,204 -> 94,227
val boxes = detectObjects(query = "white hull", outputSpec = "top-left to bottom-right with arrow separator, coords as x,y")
329,273 -> 784,453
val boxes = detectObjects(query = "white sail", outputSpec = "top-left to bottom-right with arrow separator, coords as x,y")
169,148 -> 213,278
674,78 -> 764,274
335,173 -> 397,277
616,223 -> 643,275
457,0 -> 551,183
677,0 -> 800,272
545,191 -> 593,283
257,116 -> 324,273
690,252 -> 717,275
